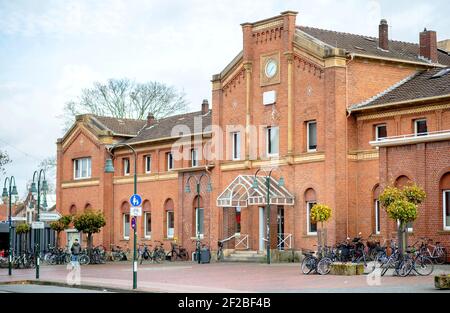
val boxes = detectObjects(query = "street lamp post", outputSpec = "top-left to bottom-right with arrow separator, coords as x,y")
104,143 -> 138,289
30,169 -> 48,279
252,168 -> 285,265
185,173 -> 212,264
2,176 -> 19,276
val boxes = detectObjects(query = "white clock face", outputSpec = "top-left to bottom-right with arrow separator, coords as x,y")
265,59 -> 277,78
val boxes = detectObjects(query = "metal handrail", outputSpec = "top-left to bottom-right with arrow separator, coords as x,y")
235,234 -> 249,249
277,233 -> 292,250
219,233 -> 240,244
374,129 -> 450,141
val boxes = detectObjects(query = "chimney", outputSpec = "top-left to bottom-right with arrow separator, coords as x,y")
201,99 -> 209,115
420,28 -> 438,63
146,113 -> 155,126
378,19 -> 389,50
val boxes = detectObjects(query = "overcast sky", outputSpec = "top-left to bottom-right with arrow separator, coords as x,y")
0,0 -> 449,194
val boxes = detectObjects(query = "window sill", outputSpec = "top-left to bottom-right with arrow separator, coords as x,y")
73,177 -> 92,181
307,149 -> 317,153
304,234 -> 318,238
122,238 -> 130,241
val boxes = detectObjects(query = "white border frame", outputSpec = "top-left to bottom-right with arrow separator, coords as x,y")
123,158 -> 130,176
167,211 -> 174,238
414,118 -> 428,136
375,124 -> 387,141
306,201 -> 318,236
306,121 -> 317,152
73,157 -> 92,180
444,190 -> 450,231
123,213 -> 130,240
266,126 -> 279,157
144,212 -> 151,239
375,200 -> 381,235
145,155 -> 152,174
231,132 -> 241,161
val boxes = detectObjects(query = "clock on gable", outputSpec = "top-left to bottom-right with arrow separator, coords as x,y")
260,52 -> 280,86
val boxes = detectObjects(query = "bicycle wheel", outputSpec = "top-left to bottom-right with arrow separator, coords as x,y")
414,256 -> 433,276
317,257 -> 332,275
434,248 -> 447,265
396,258 -> 413,277
79,255 -> 90,265
301,256 -> 316,275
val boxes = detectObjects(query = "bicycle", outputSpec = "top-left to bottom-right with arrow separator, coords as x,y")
301,245 -> 331,275
167,242 -> 189,261
418,237 -> 447,265
405,245 -> 434,276
110,244 -> 129,262
217,241 -> 224,261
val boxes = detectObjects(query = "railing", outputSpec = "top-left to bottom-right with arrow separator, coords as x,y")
370,129 -> 450,147
277,233 -> 292,251
235,234 -> 249,250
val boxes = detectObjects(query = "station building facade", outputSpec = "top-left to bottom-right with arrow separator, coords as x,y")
56,12 -> 450,258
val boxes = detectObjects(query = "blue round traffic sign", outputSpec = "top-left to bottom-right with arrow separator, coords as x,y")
130,194 -> 142,207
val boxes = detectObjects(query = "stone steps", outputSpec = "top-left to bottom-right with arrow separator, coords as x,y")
223,250 -> 266,263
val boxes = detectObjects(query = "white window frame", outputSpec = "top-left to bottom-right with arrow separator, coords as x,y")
191,149 -> 198,167
231,132 -> 241,161
145,155 -> 152,174
444,190 -> 450,231
306,201 -> 318,236
167,211 -> 174,239
167,152 -> 174,171
375,124 -> 387,141
414,119 -> 428,136
195,207 -> 204,239
144,212 -> 151,239
73,158 -> 92,180
123,213 -> 130,240
266,126 -> 279,157
307,121 -> 317,152
375,200 -> 381,235
123,158 -> 130,176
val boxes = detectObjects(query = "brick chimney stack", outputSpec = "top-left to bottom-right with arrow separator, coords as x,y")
378,19 -> 389,51
201,99 -> 209,115
420,28 -> 438,63
146,113 -> 155,126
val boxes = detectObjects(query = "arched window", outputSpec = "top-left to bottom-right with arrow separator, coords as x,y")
143,200 -> 151,238
121,202 -> 130,240
69,205 -> 77,215
193,196 -> 204,238
440,172 -> 450,230
373,184 -> 382,234
84,203 -> 92,210
164,199 -> 174,239
305,188 -> 317,235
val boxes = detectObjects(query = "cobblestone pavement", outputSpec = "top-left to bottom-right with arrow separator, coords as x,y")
1,262 -> 449,293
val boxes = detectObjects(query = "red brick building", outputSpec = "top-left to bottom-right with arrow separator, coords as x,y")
56,12 -> 450,259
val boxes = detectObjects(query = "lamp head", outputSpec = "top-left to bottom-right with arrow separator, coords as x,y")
184,184 -> 191,193
11,185 -> 18,196
42,196 -> 48,209
206,182 -> 212,193
2,187 -> 8,199
278,177 -> 285,187
104,158 -> 115,173
252,178 -> 259,189
41,180 -> 49,193
30,182 -> 37,196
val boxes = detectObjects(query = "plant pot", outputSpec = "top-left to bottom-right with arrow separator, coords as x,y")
434,275 -> 450,290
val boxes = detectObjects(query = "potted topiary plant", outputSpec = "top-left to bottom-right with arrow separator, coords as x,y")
435,274 -> 450,290
310,204 -> 332,254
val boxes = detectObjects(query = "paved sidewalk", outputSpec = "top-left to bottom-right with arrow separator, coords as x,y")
1,262 -> 449,293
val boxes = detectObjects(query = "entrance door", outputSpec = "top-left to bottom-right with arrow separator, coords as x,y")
259,207 -> 265,252
277,207 -> 285,250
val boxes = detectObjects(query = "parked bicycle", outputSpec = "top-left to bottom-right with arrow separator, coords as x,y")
139,242 -> 165,264
167,242 -> 189,261
12,250 -> 36,269
109,244 -> 129,262
217,241 -> 224,261
418,237 -> 447,265
89,245 -> 107,264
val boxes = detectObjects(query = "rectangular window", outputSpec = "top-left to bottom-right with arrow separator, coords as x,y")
231,132 -> 241,161
123,158 -> 130,176
375,124 -> 387,141
167,152 -> 174,171
195,208 -> 204,238
74,158 -> 92,180
123,214 -> 130,239
307,202 -> 317,235
307,121 -> 317,152
144,212 -> 151,238
375,200 -> 381,234
266,126 -> 279,156
167,211 -> 174,238
414,119 -> 428,136
191,149 -> 198,167
145,155 -> 152,174
444,191 -> 450,230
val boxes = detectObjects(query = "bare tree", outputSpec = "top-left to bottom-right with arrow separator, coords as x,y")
0,150 -> 11,174
62,78 -> 188,128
